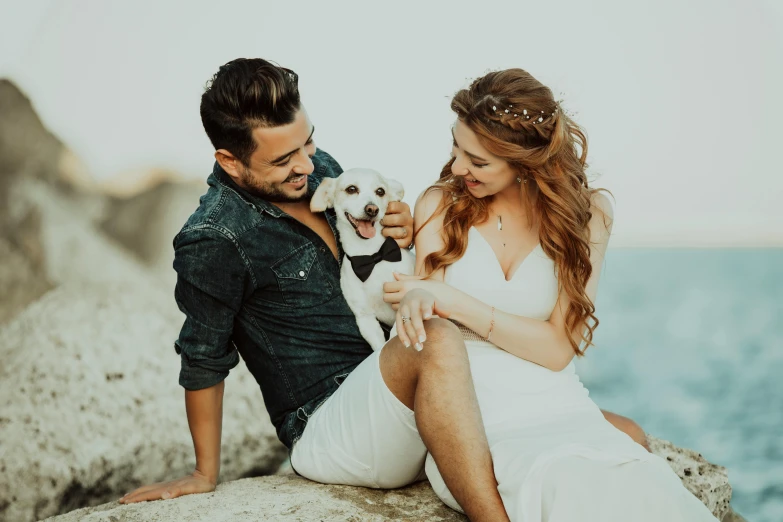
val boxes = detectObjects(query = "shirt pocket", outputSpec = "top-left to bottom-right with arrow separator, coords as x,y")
271,243 -> 334,308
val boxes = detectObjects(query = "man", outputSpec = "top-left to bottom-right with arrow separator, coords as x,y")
120,59 -> 647,521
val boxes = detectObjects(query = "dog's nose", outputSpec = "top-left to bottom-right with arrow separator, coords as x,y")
365,204 -> 379,218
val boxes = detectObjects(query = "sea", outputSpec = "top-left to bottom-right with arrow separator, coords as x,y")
576,248 -> 783,522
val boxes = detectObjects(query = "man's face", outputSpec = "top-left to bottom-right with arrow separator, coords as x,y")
235,107 -> 316,203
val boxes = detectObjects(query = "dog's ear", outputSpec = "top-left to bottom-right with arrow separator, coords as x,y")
386,178 -> 405,202
310,177 -> 337,212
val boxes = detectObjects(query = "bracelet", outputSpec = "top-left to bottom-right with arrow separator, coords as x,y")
486,306 -> 495,342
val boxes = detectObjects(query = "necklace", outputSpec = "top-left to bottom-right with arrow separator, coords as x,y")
497,215 -> 505,247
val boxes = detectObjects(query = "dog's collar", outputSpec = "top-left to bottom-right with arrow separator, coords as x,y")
346,236 -> 402,282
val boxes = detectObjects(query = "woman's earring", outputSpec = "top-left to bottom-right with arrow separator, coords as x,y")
516,176 -> 522,183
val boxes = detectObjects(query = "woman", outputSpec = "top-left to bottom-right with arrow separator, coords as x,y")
383,69 -> 717,521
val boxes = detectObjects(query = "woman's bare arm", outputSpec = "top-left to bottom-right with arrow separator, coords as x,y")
448,192 -> 614,370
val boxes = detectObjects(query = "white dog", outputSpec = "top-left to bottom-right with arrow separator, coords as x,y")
310,168 -> 414,351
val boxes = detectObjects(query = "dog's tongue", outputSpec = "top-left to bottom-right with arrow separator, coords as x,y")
356,220 -> 376,239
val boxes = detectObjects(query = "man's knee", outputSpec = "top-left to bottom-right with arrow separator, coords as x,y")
419,318 -> 467,365
422,318 -> 462,344
380,318 -> 465,380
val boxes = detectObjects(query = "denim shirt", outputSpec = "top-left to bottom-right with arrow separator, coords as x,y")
172,149 -> 373,449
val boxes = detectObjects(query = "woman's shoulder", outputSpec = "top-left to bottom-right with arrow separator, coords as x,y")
588,190 -> 615,241
590,190 -> 614,220
414,186 -> 448,228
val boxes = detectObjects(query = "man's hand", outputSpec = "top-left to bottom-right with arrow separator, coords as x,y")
119,470 -> 216,504
380,201 -> 414,249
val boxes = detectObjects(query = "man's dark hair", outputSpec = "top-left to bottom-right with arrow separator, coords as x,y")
200,58 -> 301,166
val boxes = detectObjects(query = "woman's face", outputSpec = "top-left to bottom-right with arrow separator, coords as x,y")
450,119 -> 518,198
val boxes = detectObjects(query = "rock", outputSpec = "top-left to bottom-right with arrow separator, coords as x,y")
46,437 -> 735,522
0,235 -> 52,324
0,79 -> 96,325
100,179 -> 208,286
648,435 -> 732,520
44,475 -> 467,522
0,79 -> 93,196
97,167 -> 191,199
721,507 -> 748,521
0,281 -> 286,521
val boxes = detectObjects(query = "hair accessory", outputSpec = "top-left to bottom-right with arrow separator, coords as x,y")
492,103 -> 558,123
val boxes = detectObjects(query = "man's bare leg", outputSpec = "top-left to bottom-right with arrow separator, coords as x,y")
380,318 -> 509,522
602,411 -> 651,452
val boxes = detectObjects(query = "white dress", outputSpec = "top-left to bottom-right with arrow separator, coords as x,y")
424,227 -> 717,521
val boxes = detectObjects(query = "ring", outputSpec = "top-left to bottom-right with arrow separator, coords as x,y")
401,315 -> 410,324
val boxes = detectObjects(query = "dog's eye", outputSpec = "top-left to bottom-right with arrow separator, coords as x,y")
346,185 -> 358,194
375,188 -> 386,197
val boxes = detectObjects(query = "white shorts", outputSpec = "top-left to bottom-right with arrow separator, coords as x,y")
290,348 -> 427,488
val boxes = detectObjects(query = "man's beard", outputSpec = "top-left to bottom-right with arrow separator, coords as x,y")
241,169 -> 309,203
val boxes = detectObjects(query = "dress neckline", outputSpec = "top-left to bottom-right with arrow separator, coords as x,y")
470,226 -> 541,282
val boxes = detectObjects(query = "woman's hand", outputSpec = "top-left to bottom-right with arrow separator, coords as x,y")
384,274 -> 454,350
383,273 -> 453,308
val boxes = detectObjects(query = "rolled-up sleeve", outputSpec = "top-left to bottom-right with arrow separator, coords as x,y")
172,226 -> 251,390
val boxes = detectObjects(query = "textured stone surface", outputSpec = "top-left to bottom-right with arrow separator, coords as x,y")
0,281 -> 286,521
0,79 -> 95,326
0,79 -> 69,188
648,435 -> 732,520
100,179 -> 208,287
0,236 -> 52,324
47,437 -> 736,522
45,475 -> 467,522
721,507 -> 748,521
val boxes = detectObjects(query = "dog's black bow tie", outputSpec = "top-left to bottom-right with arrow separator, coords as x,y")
347,236 -> 402,282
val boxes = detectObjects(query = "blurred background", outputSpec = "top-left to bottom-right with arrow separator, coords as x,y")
1,1 -> 780,521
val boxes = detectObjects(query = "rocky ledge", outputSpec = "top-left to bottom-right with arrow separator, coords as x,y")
47,436 -> 743,522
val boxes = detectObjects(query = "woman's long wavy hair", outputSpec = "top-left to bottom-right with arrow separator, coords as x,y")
421,69 -> 609,356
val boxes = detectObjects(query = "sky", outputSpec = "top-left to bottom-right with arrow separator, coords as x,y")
1,0 -> 781,247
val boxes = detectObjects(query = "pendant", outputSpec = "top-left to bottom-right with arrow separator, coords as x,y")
497,215 -> 502,231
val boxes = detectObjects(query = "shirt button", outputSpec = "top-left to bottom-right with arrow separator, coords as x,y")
299,270 -> 305,277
